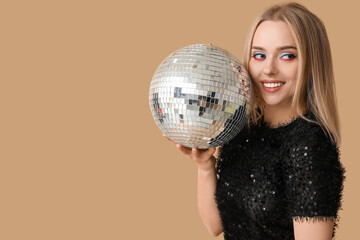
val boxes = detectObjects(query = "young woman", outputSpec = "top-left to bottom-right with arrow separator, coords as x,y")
164,3 -> 346,239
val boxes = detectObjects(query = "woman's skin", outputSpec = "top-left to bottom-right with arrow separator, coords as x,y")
164,20 -> 334,239
249,20 -> 333,240
162,134 -> 221,236
249,20 -> 304,125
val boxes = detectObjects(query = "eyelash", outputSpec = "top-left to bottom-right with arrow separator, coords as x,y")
251,52 -> 297,61
252,52 -> 266,61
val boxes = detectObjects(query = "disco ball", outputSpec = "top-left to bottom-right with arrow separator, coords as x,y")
149,43 -> 253,149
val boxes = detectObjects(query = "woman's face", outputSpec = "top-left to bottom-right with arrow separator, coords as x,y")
249,20 -> 298,108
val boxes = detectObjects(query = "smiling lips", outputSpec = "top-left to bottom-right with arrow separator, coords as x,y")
261,81 -> 285,93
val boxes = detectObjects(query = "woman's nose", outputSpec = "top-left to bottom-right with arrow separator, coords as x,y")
263,57 -> 278,75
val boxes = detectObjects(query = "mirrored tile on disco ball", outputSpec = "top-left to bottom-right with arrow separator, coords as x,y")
149,44 -> 253,149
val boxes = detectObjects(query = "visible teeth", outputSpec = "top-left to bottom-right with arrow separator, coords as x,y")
263,82 -> 284,88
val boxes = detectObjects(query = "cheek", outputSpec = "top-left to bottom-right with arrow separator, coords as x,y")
285,61 -> 298,78
290,65 -> 298,78
287,69 -> 298,95
280,64 -> 298,86
248,61 -> 261,80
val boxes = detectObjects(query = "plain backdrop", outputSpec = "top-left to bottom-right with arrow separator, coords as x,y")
0,0 -> 359,239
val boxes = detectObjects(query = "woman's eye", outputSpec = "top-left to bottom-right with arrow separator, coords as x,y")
252,52 -> 266,61
280,53 -> 296,61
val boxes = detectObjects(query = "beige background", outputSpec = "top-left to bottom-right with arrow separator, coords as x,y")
0,0 -> 358,239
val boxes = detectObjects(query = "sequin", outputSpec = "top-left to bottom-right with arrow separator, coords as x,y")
214,110 -> 346,240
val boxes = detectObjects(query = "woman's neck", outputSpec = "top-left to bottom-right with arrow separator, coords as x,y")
263,104 -> 307,127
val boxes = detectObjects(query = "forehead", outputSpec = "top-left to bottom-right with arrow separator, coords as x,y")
252,20 -> 297,49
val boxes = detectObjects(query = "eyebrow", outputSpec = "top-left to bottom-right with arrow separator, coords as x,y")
252,46 -> 297,51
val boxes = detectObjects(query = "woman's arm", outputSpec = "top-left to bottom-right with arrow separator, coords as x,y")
282,124 -> 345,240
293,218 -> 334,240
197,162 -> 223,236
163,134 -> 223,237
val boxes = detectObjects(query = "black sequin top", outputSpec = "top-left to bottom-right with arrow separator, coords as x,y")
215,111 -> 346,240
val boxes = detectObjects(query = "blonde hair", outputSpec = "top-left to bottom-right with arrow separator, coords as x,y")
243,2 -> 341,145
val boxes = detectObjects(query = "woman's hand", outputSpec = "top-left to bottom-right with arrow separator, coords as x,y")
163,133 -> 217,172
163,133 -> 223,236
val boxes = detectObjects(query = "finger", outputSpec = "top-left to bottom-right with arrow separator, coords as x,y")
191,147 -> 215,161
192,148 -> 200,158
197,147 -> 216,158
208,147 -> 216,155
162,133 -> 177,145
177,144 -> 192,155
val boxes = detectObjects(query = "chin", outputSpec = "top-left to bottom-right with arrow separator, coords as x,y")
264,101 -> 282,107
262,96 -> 279,105
262,96 -> 290,107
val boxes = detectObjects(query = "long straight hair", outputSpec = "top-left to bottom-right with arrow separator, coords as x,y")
243,2 -> 341,145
